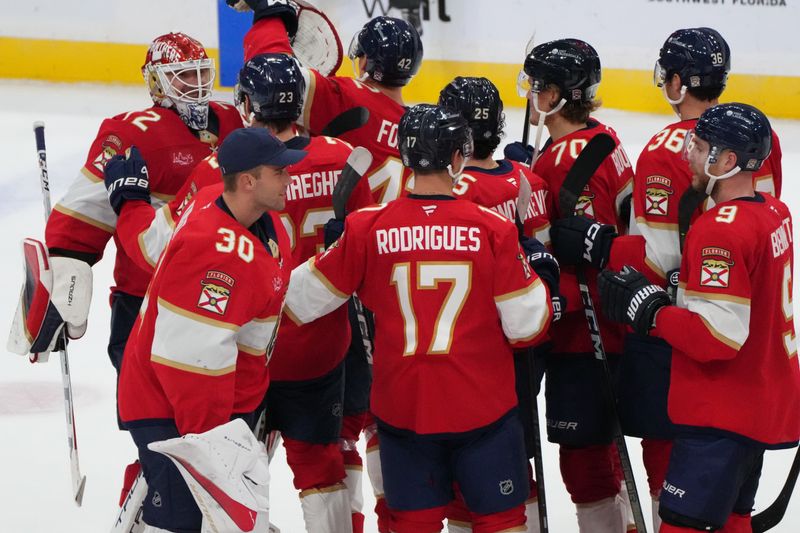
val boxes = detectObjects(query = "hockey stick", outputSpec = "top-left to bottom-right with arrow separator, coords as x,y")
332,146 -> 376,362
558,133 -> 648,533
676,187 -> 707,252
514,175 -> 549,533
33,121 -> 87,506
321,106 -> 370,138
752,447 -> 800,532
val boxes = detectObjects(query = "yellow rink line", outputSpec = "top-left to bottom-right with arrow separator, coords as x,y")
3,37 -> 799,119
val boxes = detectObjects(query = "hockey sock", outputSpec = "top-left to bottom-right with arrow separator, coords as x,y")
390,506 -> 448,533
718,513 -> 751,533
560,444 -> 621,504
575,495 -> 628,533
341,413 -> 368,533
642,439 -> 672,497
470,504 -> 526,533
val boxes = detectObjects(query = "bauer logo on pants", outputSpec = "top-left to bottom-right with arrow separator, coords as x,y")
700,247 -> 733,288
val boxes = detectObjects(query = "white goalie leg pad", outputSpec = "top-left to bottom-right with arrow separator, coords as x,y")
299,483 -> 353,533
575,495 -> 627,533
344,465 -> 364,514
147,419 -> 270,533
111,471 -> 148,533
7,238 -> 92,360
651,495 -> 662,532
525,499 -> 541,533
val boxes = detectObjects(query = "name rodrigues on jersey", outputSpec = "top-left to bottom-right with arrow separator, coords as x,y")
286,170 -> 342,201
375,225 -> 482,255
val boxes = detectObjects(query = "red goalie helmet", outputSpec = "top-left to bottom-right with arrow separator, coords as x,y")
142,33 -> 216,129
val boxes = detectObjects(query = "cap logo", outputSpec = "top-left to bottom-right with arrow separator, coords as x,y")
571,89 -> 582,100
690,76 -> 701,87
746,158 -> 758,170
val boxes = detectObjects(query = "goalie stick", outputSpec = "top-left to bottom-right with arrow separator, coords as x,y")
321,106 -> 370,138
752,446 -> 800,532
514,175 -> 549,533
558,132 -> 648,533
32,121 -> 87,507
332,146 -> 376,362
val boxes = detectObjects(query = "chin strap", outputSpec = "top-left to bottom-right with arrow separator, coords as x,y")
662,84 -> 687,117
703,158 -> 741,195
447,158 -> 467,183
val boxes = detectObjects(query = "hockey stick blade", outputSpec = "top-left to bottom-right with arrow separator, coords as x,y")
558,133 -> 616,216
515,171 -> 532,238
321,107 -> 370,138
333,146 -> 372,220
752,446 -> 800,532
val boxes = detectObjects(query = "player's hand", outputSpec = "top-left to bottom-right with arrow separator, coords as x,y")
104,146 -> 151,216
666,268 -> 680,303
228,0 -> 299,36
550,215 -> 617,269
520,237 -> 566,321
597,266 -> 670,335
504,142 -> 534,166
324,218 -> 344,249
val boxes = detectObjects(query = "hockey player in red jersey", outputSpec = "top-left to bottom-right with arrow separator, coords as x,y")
285,104 -> 552,533
509,39 -> 636,532
111,52 -> 374,532
232,3 -> 424,527
117,127 -> 302,531
8,33 -> 243,375
599,103 -> 800,533
437,75 -> 558,532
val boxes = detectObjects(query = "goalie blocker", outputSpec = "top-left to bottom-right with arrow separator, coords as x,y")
8,238 -> 92,362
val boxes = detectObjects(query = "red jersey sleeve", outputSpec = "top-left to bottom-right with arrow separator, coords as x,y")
653,209 -> 751,362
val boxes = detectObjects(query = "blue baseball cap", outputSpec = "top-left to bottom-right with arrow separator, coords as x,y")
217,127 -> 307,175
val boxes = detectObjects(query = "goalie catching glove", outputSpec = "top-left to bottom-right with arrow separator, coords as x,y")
597,266 -> 670,336
7,239 -> 92,361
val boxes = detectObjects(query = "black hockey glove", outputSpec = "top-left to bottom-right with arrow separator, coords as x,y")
324,218 -> 344,249
597,266 -> 670,336
503,141 -> 534,166
227,0 -> 299,37
521,237 -> 566,322
550,215 -> 617,269
104,146 -> 150,216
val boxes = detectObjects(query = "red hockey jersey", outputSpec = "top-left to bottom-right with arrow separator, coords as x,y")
653,193 -> 800,447
284,196 -> 552,434
454,159 -> 552,245
117,135 -> 374,381
118,195 -> 291,435
533,120 -> 633,355
45,103 -> 243,298
244,18 -> 414,203
625,119 -> 783,283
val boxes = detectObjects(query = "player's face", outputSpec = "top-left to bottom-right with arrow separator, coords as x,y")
686,136 -> 712,191
253,164 -> 293,211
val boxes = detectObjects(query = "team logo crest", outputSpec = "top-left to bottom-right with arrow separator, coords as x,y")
499,479 -> 514,496
574,187 -> 595,218
92,135 -> 123,172
645,175 -> 673,217
197,271 -> 235,315
700,247 -> 733,288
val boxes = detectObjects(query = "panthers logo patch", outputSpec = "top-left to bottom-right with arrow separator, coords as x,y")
645,175 -> 673,217
197,271 -> 235,315
700,247 -> 733,288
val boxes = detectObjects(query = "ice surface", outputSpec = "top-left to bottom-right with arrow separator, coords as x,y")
1,80 -> 798,532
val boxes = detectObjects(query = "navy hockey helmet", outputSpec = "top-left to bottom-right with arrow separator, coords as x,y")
694,103 -> 771,173
399,104 -> 473,173
348,17 -> 423,87
521,38 -> 601,102
655,27 -> 730,90
438,77 -> 505,146
234,53 -> 305,124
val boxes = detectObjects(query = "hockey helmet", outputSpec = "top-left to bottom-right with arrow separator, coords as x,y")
520,38 -> 601,102
235,53 -> 305,126
399,104 -> 473,178
348,17 -> 423,87
438,77 -> 505,147
654,27 -> 730,91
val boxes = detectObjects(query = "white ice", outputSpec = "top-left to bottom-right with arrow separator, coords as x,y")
0,80 -> 798,532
